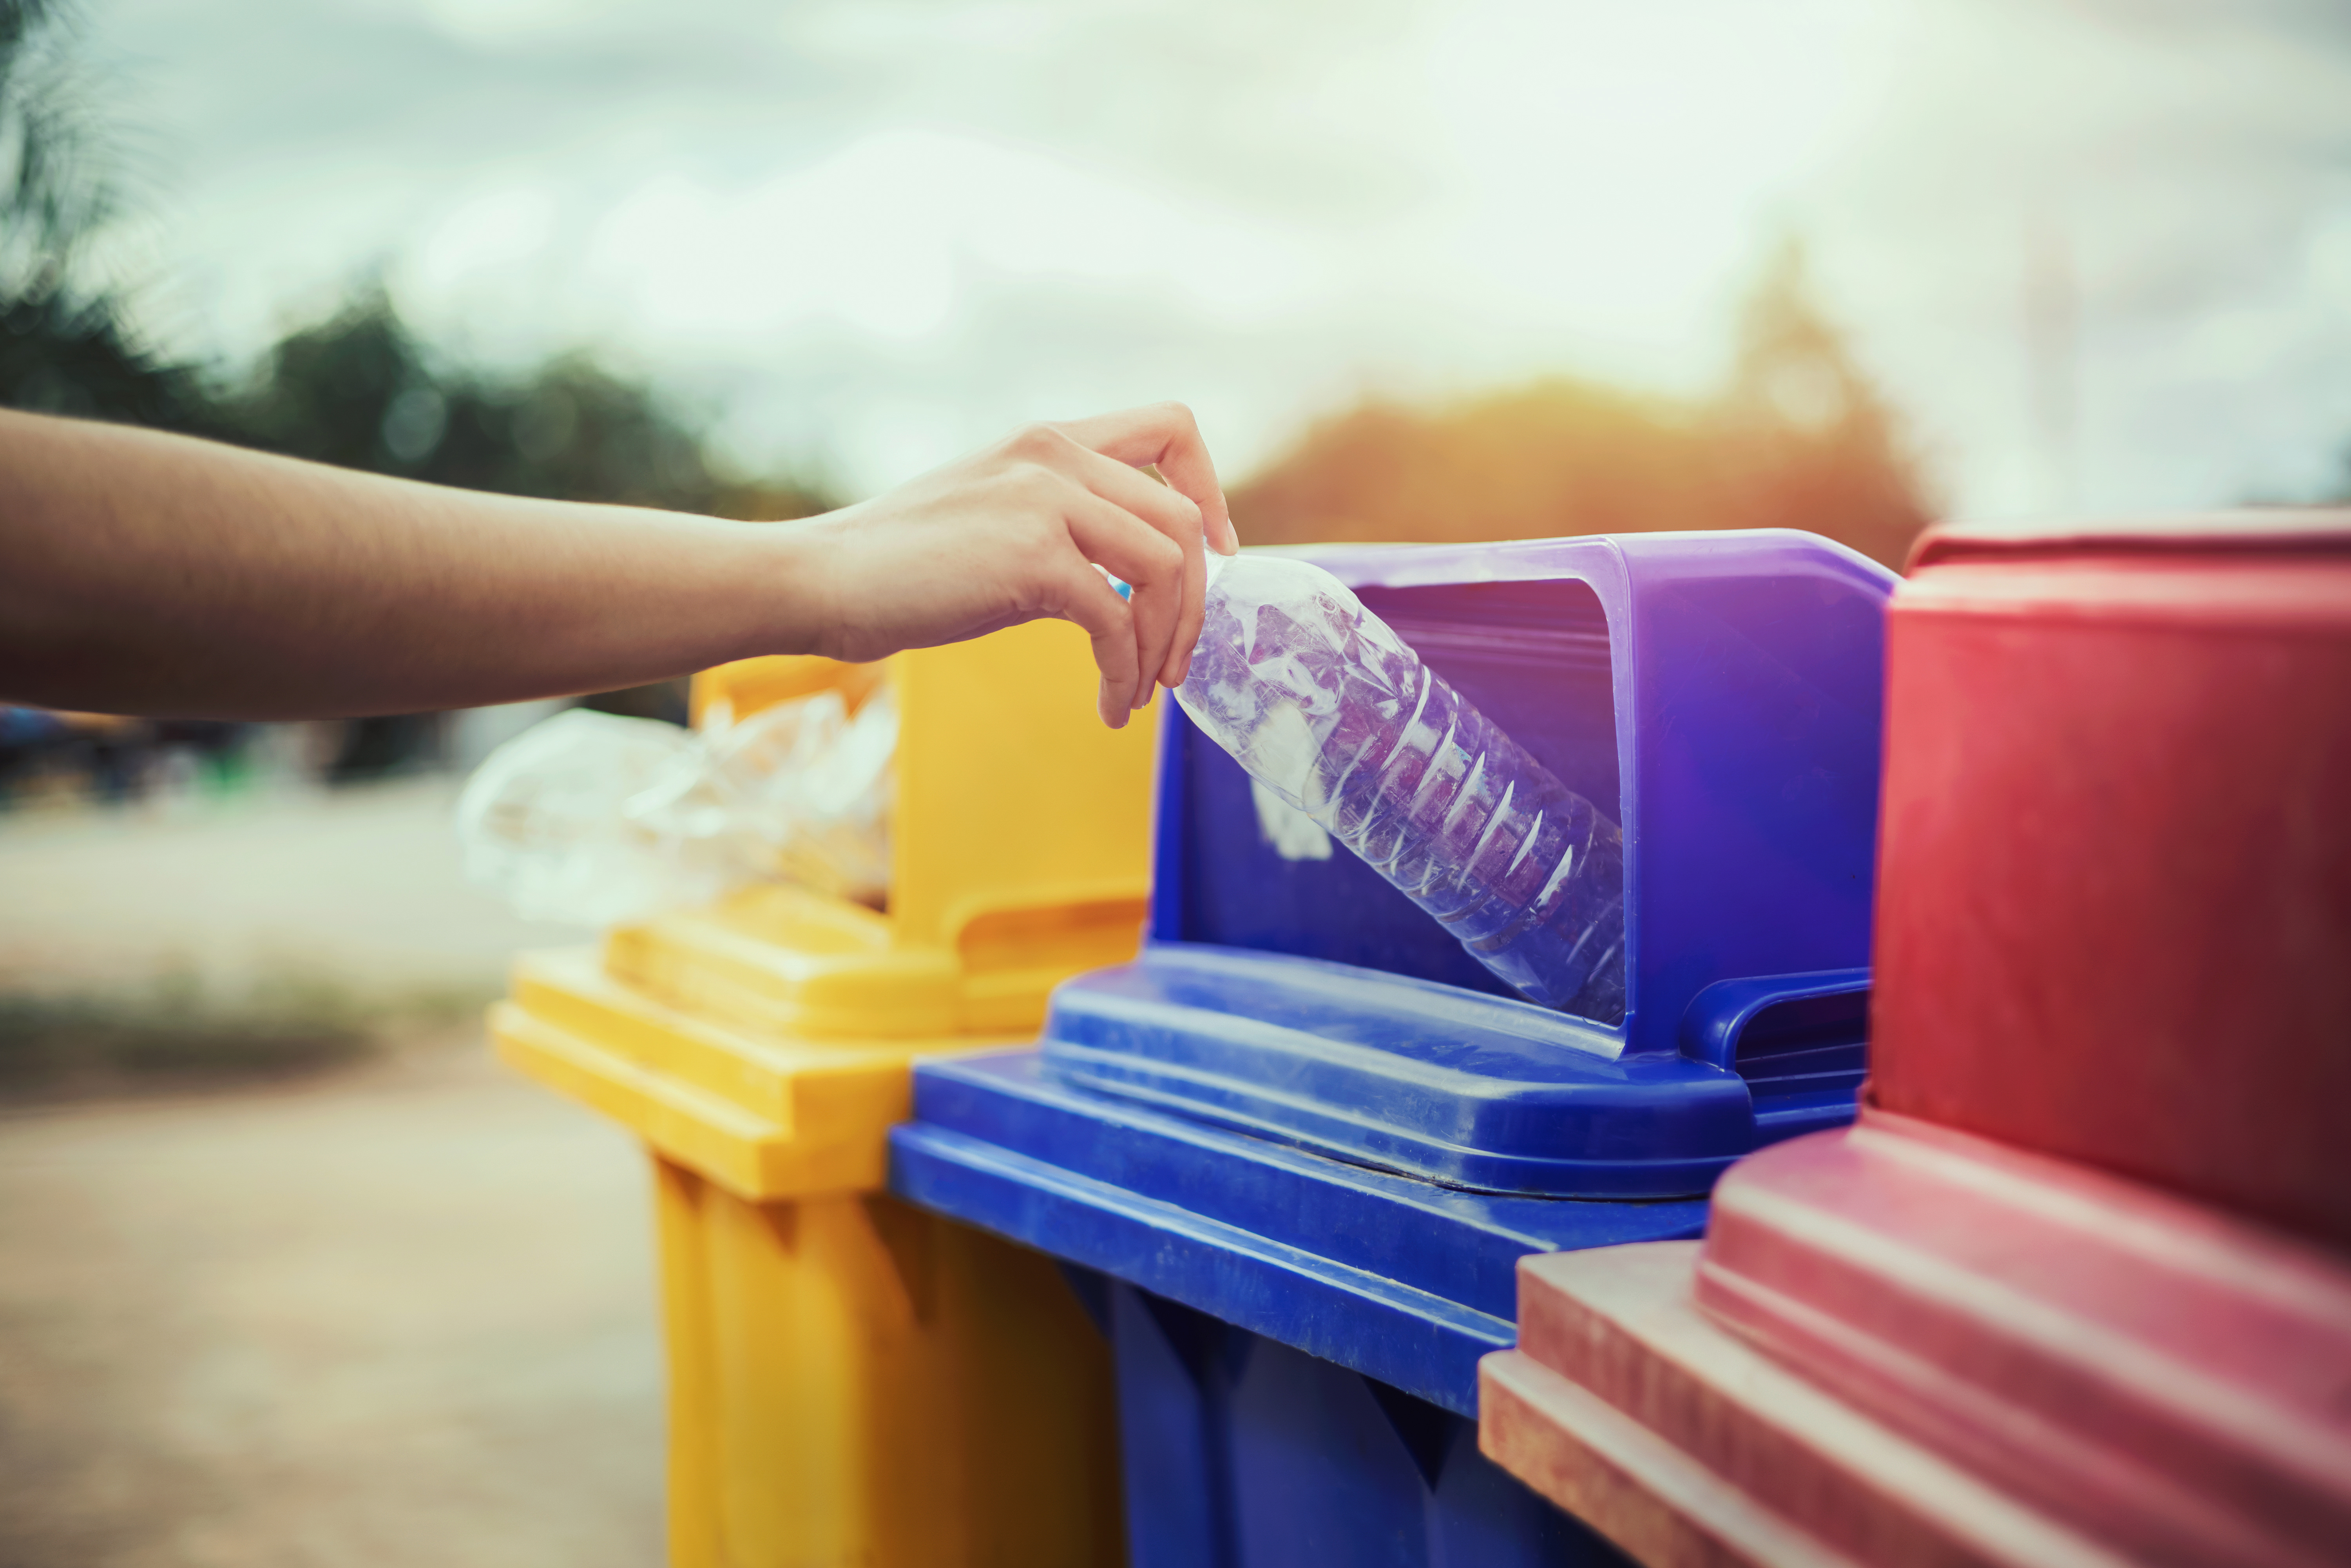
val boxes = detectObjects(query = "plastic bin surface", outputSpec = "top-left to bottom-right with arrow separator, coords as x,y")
497,617 -> 1158,1192
1105,530 -> 1897,1196
1152,530 -> 1894,1063
1482,1108 -> 2351,1568
1097,1273 -> 1621,1568
1871,512 -> 2351,1249
896,1048 -> 1708,1413
893,1048 -> 1681,1567
492,618 -> 1153,1568
1043,942 -> 1869,1202
891,531 -> 1896,1567
1477,511 -> 2351,1568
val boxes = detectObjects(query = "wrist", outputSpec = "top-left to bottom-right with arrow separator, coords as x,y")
730,511 -> 848,663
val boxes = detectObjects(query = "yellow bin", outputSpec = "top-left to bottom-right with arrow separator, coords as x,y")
493,620 -> 1154,1568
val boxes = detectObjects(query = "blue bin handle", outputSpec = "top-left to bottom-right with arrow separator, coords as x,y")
1679,969 -> 1872,1072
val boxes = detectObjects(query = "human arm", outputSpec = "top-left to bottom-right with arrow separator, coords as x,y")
0,402 -> 1237,729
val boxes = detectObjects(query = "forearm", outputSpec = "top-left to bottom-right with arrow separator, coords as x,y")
0,409 -> 819,719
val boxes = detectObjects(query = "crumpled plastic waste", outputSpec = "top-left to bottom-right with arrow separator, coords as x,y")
455,687 -> 897,927
1176,551 -> 1625,1022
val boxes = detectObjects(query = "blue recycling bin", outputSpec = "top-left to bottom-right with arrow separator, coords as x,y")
890,531 -> 1898,1565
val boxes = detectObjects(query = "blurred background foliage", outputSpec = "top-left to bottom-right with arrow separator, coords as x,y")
0,0 -> 834,525
214,288 -> 839,525
0,0 -> 209,430
0,0 -> 1931,597
1236,243 -> 1934,569
0,0 -> 837,774
0,0 -> 1974,807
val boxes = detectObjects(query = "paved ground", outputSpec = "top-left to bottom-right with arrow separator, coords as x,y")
0,1034 -> 665,1568
0,784 -> 665,1567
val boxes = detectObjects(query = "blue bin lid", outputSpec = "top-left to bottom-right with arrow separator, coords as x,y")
1043,941 -> 1869,1199
891,1048 -> 1711,1414
1150,529 -> 1896,1061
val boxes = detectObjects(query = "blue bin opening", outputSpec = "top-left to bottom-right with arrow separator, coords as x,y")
1150,531 -> 1895,1062
1158,573 -> 1624,1006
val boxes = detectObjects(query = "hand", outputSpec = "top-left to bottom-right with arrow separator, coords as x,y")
799,403 -> 1240,728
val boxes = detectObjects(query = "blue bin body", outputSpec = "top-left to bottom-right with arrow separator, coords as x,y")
1103,1282 -> 1596,1567
896,1045 -> 1701,1565
890,532 -> 1899,1566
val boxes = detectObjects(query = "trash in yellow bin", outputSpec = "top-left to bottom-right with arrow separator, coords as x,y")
492,618 -> 1153,1568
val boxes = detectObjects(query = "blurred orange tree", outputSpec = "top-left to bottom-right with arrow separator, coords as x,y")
1233,244 -> 1936,569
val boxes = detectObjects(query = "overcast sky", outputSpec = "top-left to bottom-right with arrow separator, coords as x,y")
80,0 -> 2351,518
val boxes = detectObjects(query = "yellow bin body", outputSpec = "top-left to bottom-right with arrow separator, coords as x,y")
493,621 -> 1154,1568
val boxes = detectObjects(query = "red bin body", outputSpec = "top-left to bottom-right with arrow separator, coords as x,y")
1478,515 -> 2351,1568
1874,518 -> 2351,1249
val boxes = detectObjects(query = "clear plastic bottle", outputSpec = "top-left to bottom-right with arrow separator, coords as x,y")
1176,552 -> 1626,1023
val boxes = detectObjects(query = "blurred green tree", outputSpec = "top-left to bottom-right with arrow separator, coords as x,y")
212,287 -> 840,754
218,286 -> 837,521
0,2 -> 836,769
0,0 -> 203,427
0,0 -> 838,527
215,289 -> 841,753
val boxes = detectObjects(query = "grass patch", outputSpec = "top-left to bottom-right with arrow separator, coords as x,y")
0,971 -> 484,1103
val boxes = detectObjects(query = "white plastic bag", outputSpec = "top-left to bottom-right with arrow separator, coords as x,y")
455,689 -> 897,927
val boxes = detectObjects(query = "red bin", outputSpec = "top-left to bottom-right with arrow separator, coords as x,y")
1478,514 -> 2351,1568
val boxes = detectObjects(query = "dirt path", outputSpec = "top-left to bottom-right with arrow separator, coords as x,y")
0,1032 -> 663,1568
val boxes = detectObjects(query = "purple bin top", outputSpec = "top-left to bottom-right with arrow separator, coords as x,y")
1148,528 -> 1898,1061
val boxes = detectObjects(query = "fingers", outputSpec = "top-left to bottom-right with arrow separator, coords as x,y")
1054,402 -> 1238,559
1047,556 -> 1142,728
1057,483 -> 1186,710
983,406 -> 1231,721
1056,442 -> 1209,692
